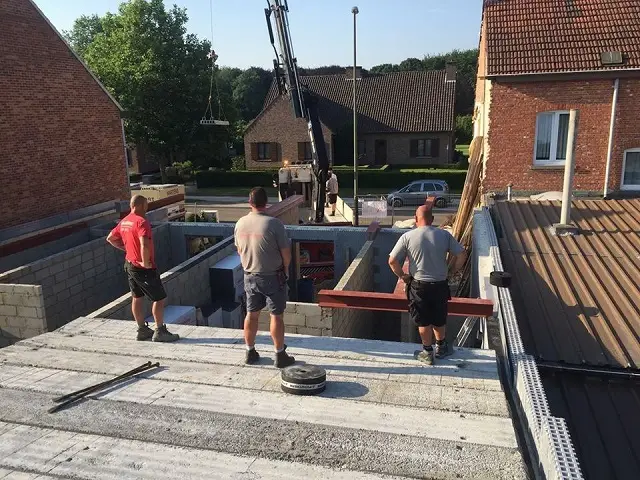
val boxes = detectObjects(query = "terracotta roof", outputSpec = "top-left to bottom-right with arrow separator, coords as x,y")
483,0 -> 640,75
256,70 -> 455,133
495,199 -> 640,369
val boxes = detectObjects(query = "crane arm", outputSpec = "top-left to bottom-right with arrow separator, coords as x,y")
265,0 -> 329,223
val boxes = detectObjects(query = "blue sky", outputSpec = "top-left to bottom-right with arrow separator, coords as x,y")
34,0 -> 483,69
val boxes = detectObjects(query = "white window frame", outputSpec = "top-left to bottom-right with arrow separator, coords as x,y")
533,110 -> 570,166
621,148 -> 640,191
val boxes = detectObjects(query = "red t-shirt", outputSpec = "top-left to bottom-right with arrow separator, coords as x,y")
110,212 -> 155,268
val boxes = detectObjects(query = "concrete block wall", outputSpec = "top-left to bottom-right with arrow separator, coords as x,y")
257,302 -> 330,337
0,284 -> 46,345
90,236 -> 237,321
330,239 -> 375,339
0,224 -> 172,333
0,230 -> 90,274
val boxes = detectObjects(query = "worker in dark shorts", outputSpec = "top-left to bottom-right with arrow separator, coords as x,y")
235,187 -> 295,368
326,168 -> 339,216
106,195 -> 179,343
388,205 -> 466,365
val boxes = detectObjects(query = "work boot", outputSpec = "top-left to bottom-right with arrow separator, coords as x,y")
414,349 -> 434,366
275,346 -> 295,368
245,348 -> 260,365
152,324 -> 180,343
435,341 -> 453,359
136,323 -> 154,341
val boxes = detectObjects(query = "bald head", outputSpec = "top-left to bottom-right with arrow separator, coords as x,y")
415,205 -> 434,227
130,195 -> 148,214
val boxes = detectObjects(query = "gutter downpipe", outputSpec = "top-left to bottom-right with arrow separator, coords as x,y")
603,78 -> 620,198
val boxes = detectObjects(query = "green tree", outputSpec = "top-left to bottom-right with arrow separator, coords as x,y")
232,67 -> 272,121
64,14 -> 102,57
67,0 -> 232,178
455,114 -> 473,144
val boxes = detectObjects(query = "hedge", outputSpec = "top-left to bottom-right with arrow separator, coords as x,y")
196,169 -> 467,191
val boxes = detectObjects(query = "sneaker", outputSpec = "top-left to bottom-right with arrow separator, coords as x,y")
152,324 -> 180,343
136,323 -> 154,341
414,349 -> 434,365
275,346 -> 295,369
435,341 -> 453,359
245,348 -> 260,365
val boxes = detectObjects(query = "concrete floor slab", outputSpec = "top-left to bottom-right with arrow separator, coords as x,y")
0,318 -> 527,479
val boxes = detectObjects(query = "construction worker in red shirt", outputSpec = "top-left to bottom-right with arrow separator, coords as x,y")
107,195 -> 180,342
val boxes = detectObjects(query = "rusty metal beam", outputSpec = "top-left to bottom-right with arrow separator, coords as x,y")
317,290 -> 493,317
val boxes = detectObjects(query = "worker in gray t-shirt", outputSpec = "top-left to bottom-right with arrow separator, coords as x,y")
388,205 -> 466,365
234,187 -> 295,369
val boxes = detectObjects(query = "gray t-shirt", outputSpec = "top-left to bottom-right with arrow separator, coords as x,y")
234,212 -> 290,274
389,226 -> 464,282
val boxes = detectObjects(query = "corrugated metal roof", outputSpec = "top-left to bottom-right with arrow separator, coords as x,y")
483,0 -> 640,76
495,199 -> 640,369
255,70 -> 455,134
542,372 -> 640,480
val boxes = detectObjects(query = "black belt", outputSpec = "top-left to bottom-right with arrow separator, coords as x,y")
411,279 -> 448,286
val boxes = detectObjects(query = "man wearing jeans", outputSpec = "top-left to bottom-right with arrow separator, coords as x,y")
107,195 -> 179,343
388,205 -> 466,365
235,187 -> 295,368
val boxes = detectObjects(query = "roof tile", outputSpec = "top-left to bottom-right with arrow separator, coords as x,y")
484,0 -> 640,75
260,70 -> 455,133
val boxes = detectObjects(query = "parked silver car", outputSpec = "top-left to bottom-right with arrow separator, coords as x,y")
387,180 -> 450,208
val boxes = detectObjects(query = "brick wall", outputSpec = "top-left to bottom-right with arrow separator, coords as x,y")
0,284 -> 47,345
358,132 -> 453,166
0,0 -> 129,230
244,96 -> 333,170
90,237 -> 237,321
484,78 -> 640,193
0,224 -> 172,333
330,239 -> 375,339
257,302 -> 330,337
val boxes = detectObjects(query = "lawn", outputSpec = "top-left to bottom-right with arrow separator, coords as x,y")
456,144 -> 470,156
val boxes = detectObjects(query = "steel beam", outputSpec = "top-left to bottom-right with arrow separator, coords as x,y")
317,290 -> 493,317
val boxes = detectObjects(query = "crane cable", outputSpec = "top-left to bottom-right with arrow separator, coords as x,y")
203,0 -> 226,123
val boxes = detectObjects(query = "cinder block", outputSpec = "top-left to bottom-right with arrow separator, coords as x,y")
296,326 -> 322,336
321,328 -> 332,336
95,263 -> 106,275
49,262 -> 65,276
81,252 -> 93,263
284,326 -> 297,334
82,260 -> 94,271
54,271 -> 69,283
70,284 -> 83,296
68,255 -> 82,267
293,303 -> 322,317
285,313 -> 306,327
19,327 -> 44,339
283,303 -> 297,314
0,305 -> 17,316
83,278 -> 96,290
16,306 -> 37,318
0,315 -> 10,327
56,290 -> 71,302
35,307 -> 45,319
0,325 -> 21,339
19,293 -> 44,309
34,267 -> 51,281
306,315 -> 331,329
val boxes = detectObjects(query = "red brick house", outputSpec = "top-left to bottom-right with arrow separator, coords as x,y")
475,0 -> 640,196
0,0 -> 129,232
244,68 -> 457,169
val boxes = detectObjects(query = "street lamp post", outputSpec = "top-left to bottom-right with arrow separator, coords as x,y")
352,6 -> 359,226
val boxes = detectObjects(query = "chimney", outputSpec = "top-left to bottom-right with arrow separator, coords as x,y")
346,66 -> 362,80
552,109 -> 580,236
445,62 -> 457,83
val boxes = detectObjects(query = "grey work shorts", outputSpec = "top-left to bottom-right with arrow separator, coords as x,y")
244,272 -> 287,315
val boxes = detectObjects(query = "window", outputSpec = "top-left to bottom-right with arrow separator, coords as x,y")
622,149 -> 640,190
534,111 -> 570,165
423,182 -> 436,192
357,140 -> 366,158
410,138 -> 440,158
304,142 -> 313,160
407,183 -> 422,193
257,143 -> 271,160
434,183 -> 444,191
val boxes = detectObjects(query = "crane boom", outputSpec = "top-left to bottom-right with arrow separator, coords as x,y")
265,0 -> 329,223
